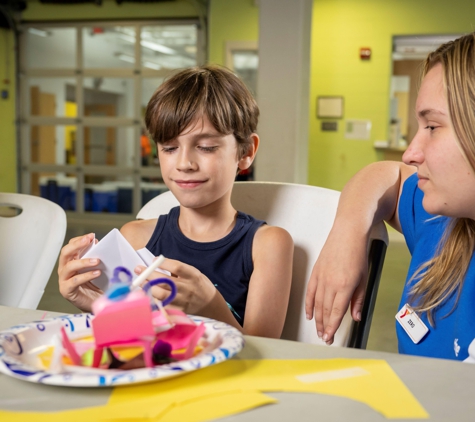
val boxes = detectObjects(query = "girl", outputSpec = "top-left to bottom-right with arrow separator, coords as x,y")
306,33 -> 475,360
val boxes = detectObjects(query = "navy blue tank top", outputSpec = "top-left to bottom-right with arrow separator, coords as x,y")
145,206 -> 265,325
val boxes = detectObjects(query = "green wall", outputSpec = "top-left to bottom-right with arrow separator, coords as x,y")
0,0 -> 258,193
8,0 -> 475,193
208,0 -> 258,64
21,0 -> 198,21
0,29 -> 17,193
310,0 -> 475,190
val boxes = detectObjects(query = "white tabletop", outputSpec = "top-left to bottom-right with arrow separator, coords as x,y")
0,305 -> 474,421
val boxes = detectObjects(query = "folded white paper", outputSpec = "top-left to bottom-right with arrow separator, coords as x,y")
79,228 -> 165,292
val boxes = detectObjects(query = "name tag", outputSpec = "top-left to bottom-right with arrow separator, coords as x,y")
395,304 -> 429,344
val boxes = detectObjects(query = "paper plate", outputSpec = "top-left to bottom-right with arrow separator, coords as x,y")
0,313 -> 244,387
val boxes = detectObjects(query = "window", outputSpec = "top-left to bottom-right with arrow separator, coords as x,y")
19,20 -> 202,215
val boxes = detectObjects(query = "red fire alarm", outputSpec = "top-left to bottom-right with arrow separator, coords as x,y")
360,47 -> 371,60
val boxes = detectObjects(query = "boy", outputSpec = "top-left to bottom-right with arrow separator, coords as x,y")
58,65 -> 293,338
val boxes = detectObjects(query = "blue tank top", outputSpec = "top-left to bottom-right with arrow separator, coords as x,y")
145,206 -> 265,325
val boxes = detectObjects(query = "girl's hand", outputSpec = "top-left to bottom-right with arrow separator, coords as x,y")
58,233 -> 104,312
134,258 -> 216,314
305,226 -> 368,345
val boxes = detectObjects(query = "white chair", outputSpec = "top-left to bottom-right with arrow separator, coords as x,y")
137,182 -> 388,348
0,193 -> 67,309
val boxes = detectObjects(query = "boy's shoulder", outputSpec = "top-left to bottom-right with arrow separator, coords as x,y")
253,224 -> 293,253
120,218 -> 158,250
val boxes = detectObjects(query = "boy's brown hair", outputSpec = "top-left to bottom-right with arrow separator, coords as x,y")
145,65 -> 259,159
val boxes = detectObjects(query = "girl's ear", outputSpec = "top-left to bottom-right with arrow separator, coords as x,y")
238,133 -> 259,170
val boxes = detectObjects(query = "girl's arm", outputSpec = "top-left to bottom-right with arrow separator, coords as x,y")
305,161 -> 416,345
243,225 -> 294,338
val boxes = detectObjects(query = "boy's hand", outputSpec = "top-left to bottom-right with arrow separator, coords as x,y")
134,258 -> 216,314
58,233 -> 103,312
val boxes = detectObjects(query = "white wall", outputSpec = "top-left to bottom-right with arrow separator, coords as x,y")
255,0 -> 312,184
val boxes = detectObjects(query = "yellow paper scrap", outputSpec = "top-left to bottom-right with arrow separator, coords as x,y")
37,346 -> 55,369
0,358 -> 429,421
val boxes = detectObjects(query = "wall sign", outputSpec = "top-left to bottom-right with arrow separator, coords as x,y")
317,96 -> 343,119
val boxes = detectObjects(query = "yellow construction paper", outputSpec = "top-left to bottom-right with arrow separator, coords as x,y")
109,359 -> 429,419
99,390 -> 276,422
159,390 -> 276,422
0,390 -> 273,422
0,358 -> 429,421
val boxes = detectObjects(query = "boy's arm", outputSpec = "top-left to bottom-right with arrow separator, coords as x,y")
243,225 -> 294,338
134,226 -> 293,338
120,219 -> 157,250
305,161 -> 416,344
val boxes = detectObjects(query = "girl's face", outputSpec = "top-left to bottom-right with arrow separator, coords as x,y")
402,63 -> 475,219
157,115 -> 257,211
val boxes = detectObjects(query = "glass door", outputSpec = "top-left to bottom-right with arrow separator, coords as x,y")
19,20 -> 203,216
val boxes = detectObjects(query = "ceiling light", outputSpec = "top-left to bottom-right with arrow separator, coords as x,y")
143,61 -> 162,70
119,34 -> 176,55
140,39 -> 176,55
28,28 -> 51,37
116,53 -> 162,70
116,54 -> 135,64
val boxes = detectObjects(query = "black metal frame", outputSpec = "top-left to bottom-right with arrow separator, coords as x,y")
347,238 -> 388,349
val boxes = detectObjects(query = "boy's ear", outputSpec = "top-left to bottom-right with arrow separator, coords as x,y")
238,133 -> 259,170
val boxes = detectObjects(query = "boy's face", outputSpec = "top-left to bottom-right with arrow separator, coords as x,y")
157,115 -> 250,210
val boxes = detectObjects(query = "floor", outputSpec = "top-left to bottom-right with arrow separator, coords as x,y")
38,220 -> 412,353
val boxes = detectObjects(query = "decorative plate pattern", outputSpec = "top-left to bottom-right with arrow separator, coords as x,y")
0,314 -> 244,387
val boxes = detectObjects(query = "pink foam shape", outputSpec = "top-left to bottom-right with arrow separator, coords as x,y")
92,289 -> 145,315
60,327 -> 82,366
183,322 -> 206,359
155,317 -> 204,351
92,294 -> 155,347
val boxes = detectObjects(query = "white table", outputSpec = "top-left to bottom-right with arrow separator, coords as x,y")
0,305 -> 474,421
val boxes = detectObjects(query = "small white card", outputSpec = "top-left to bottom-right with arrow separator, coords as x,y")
79,228 -> 168,292
396,303 -> 429,344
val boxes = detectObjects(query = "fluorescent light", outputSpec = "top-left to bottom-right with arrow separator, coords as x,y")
140,40 -> 176,55
116,53 -> 162,70
143,61 -> 162,70
28,28 -> 51,37
119,34 -> 176,55
117,54 -> 135,63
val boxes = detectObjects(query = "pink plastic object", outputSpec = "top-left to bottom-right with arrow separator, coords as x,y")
154,309 -> 206,358
92,290 -> 155,347
60,327 -> 82,366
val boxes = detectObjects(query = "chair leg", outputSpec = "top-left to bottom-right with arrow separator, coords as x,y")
347,239 -> 387,349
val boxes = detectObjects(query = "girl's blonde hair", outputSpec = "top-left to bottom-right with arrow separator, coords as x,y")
409,33 -> 475,325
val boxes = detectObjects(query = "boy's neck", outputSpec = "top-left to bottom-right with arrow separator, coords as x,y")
177,203 -> 237,242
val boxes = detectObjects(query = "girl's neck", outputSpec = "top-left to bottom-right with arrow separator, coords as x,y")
177,202 -> 237,242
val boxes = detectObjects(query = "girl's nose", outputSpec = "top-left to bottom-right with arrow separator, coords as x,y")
402,132 -> 424,167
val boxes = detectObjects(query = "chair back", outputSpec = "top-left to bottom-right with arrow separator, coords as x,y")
137,182 -> 388,348
0,193 -> 67,309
